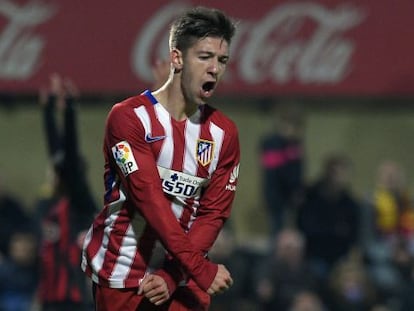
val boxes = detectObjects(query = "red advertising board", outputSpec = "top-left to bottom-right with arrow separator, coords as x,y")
0,0 -> 413,96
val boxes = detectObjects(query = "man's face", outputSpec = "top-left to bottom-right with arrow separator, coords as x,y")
180,36 -> 230,106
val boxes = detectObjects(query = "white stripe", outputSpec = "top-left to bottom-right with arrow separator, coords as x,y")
209,122 -> 224,175
81,226 -> 93,271
155,104 -> 174,168
171,201 -> 184,219
110,224 -> 136,285
82,226 -> 93,254
134,106 -> 151,136
187,202 -> 199,229
184,119 -> 200,175
90,213 -> 117,278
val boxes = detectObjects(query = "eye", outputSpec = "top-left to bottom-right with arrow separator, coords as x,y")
219,57 -> 229,65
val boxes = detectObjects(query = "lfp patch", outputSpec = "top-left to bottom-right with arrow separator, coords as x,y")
112,141 -> 138,176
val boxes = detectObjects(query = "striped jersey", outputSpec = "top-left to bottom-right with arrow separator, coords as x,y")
81,90 -> 240,291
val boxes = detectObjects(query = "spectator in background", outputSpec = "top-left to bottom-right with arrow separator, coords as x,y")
371,161 -> 414,241
33,74 -> 97,311
287,290 -> 326,311
0,174 -> 33,259
0,229 -> 39,311
398,258 -> 414,311
259,101 -> 305,235
208,225 -> 261,311
326,256 -> 378,311
361,160 -> 414,304
253,228 -> 319,311
296,153 -> 361,283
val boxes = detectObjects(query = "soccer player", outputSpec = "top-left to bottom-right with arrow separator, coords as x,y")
81,6 -> 240,311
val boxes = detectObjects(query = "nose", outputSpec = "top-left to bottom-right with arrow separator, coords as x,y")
208,58 -> 219,77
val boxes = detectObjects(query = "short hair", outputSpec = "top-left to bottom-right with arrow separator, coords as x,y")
169,6 -> 236,52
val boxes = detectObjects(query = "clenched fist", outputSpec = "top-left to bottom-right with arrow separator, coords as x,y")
207,264 -> 233,295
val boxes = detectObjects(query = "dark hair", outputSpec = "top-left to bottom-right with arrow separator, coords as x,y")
169,6 -> 236,52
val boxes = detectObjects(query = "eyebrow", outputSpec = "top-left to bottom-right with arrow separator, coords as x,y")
198,50 -> 229,58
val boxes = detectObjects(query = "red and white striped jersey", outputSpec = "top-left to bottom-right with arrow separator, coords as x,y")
81,90 -> 240,290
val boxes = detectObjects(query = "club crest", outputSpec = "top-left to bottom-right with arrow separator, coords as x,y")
196,139 -> 215,166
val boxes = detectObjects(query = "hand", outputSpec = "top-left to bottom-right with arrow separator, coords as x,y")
207,264 -> 233,295
63,77 -> 80,99
49,73 -> 65,97
39,73 -> 64,107
76,230 -> 88,248
138,274 -> 170,306
39,73 -> 80,107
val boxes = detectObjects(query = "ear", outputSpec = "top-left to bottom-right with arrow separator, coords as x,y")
170,48 -> 183,72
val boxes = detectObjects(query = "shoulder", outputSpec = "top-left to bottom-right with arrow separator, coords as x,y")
107,93 -> 152,124
203,105 -> 238,135
110,93 -> 150,115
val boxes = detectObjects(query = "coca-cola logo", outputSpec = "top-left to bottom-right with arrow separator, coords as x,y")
131,2 -> 364,85
0,0 -> 56,80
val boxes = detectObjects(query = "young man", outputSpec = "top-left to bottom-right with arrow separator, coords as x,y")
81,6 -> 240,311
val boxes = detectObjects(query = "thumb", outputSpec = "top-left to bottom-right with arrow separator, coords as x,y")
137,273 -> 150,295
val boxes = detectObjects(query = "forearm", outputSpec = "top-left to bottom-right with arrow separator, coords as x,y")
42,95 -> 61,157
128,181 -> 218,291
154,213 -> 225,293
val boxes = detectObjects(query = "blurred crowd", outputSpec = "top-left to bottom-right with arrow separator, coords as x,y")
207,102 -> 414,311
1,79 -> 414,311
0,74 -> 96,311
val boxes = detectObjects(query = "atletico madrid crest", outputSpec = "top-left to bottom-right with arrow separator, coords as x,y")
196,139 -> 215,166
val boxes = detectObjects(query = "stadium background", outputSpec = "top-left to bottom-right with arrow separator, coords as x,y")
1,97 -> 412,241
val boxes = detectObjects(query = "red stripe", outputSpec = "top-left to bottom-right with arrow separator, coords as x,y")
148,103 -> 165,158
171,119 -> 186,171
58,199 -> 69,300
39,244 -> 55,300
58,198 -> 69,254
180,202 -> 194,229
84,209 -> 108,276
56,262 -> 68,300
128,242 -> 145,281
100,208 -> 131,280
71,286 -> 81,302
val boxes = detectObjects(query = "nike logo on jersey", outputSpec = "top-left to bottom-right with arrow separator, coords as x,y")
145,133 -> 166,143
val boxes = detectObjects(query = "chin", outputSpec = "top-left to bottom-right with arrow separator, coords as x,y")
198,98 -> 208,106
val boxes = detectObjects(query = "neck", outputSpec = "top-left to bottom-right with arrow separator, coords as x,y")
152,79 -> 198,121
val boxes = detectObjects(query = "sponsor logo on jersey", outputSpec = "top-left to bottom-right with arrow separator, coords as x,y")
145,133 -> 166,143
196,139 -> 214,166
226,163 -> 240,191
158,166 -> 209,199
112,141 -> 138,176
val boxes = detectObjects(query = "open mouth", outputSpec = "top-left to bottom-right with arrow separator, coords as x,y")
201,81 -> 216,97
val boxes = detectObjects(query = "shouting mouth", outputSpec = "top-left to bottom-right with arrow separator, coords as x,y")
201,81 -> 216,98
